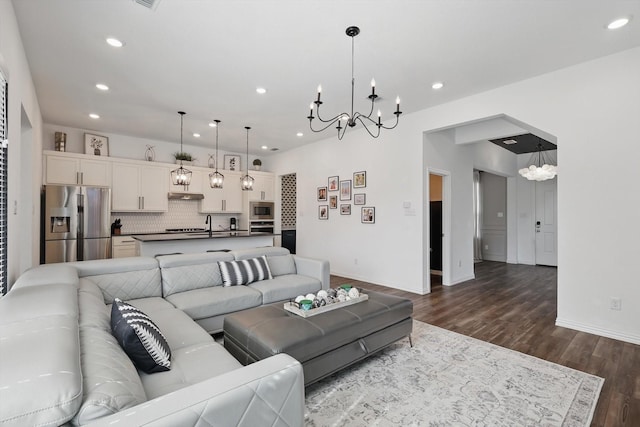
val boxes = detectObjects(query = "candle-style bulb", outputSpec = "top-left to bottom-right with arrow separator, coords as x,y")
317,85 -> 322,94
371,78 -> 376,88
310,103 -> 314,111
377,109 -> 381,117
396,96 -> 400,105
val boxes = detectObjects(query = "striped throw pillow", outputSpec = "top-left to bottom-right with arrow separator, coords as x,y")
111,298 -> 171,374
218,256 -> 273,286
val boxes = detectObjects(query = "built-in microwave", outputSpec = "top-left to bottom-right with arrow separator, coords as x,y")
250,201 -> 274,220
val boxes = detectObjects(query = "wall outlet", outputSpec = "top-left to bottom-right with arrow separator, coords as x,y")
484,244 -> 489,250
610,297 -> 622,311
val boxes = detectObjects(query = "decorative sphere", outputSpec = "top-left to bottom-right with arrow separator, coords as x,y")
337,288 -> 348,297
348,288 -> 360,299
327,289 -> 337,298
295,295 -> 305,303
337,294 -> 347,302
305,293 -> 316,301
317,290 -> 328,299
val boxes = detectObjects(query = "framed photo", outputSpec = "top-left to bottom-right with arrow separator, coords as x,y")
318,205 -> 329,220
328,176 -> 339,191
224,155 -> 241,171
339,179 -> 352,201
317,186 -> 328,201
354,193 -> 366,205
353,171 -> 366,188
84,133 -> 109,156
361,207 -> 375,224
329,195 -> 338,209
340,204 -> 351,215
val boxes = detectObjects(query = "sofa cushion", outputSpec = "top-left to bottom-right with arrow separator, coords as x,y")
158,252 -> 234,297
249,274 -> 323,304
111,299 -> 172,374
267,254 -> 297,277
165,285 -> 263,320
73,327 -> 147,426
73,257 -> 162,304
219,256 -> 272,286
140,342 -> 242,400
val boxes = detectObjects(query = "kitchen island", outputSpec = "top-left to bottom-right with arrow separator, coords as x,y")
132,231 -> 277,257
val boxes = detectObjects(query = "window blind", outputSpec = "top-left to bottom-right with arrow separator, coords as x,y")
0,70 -> 7,296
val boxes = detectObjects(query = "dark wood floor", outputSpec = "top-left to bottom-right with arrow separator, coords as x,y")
330,261 -> 640,427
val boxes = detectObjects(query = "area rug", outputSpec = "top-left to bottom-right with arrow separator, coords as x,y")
305,320 -> 603,426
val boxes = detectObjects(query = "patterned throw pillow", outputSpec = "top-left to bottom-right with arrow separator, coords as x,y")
110,298 -> 171,374
218,256 -> 273,286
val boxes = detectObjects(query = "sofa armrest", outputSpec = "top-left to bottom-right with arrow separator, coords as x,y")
293,255 -> 330,290
85,353 -> 304,427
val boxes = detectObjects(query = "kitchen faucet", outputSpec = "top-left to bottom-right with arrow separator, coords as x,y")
205,215 -> 212,237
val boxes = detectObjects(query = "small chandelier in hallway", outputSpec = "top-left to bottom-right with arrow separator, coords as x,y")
519,144 -> 557,181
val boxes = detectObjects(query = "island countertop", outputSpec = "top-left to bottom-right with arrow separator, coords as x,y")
131,231 -> 279,256
131,231 -> 278,242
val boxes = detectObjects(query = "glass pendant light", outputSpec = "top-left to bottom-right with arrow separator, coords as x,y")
240,126 -> 254,191
209,119 -> 224,188
518,143 -> 557,181
170,111 -> 192,187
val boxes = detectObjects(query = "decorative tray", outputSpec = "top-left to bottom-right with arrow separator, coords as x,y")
283,294 -> 368,318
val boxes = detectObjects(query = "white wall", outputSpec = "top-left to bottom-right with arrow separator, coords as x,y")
0,0 -> 43,286
272,47 -> 640,344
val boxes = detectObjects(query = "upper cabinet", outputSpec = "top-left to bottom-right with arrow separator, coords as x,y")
246,172 -> 275,202
199,170 -> 243,213
45,153 -> 111,186
112,162 -> 168,212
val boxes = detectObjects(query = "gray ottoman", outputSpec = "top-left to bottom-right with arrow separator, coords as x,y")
223,290 -> 413,386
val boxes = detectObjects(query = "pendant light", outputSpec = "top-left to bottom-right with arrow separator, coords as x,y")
240,126 -> 254,191
170,111 -> 192,187
518,143 -> 558,181
209,119 -> 224,188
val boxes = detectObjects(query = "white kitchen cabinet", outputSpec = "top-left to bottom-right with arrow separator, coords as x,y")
112,236 -> 138,258
112,162 -> 168,212
246,172 -> 275,202
45,153 -> 111,186
199,170 -> 243,213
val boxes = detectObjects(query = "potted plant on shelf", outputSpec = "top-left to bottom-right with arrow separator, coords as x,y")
253,158 -> 262,171
174,151 -> 194,165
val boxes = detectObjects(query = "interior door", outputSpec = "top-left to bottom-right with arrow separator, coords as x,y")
535,179 -> 558,266
430,201 -> 443,271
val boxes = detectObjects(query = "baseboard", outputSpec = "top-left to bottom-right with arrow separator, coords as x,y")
555,317 -> 640,345
330,271 -> 425,295
445,274 -> 475,287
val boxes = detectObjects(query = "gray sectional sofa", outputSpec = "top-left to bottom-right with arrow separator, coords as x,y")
0,247 -> 329,426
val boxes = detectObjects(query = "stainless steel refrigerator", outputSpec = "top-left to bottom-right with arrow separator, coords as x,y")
43,185 -> 111,263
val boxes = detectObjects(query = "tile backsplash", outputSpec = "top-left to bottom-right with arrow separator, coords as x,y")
112,200 -> 239,234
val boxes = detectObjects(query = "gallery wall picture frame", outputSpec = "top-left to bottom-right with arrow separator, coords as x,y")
84,133 -> 109,156
328,176 -> 339,191
329,195 -> 337,209
317,186 -> 328,201
340,204 -> 351,215
354,193 -> 366,205
224,155 -> 241,171
319,205 -> 329,220
339,179 -> 352,201
361,207 -> 375,224
353,171 -> 366,188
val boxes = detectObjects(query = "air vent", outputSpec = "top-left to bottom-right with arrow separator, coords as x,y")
503,139 -> 518,145
133,0 -> 161,10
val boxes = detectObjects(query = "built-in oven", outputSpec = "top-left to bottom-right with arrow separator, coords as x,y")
250,221 -> 274,234
249,201 -> 274,221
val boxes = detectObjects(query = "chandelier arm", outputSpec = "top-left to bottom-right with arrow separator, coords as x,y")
378,113 -> 401,130
309,114 -> 350,133
314,105 -> 348,124
354,116 -> 382,138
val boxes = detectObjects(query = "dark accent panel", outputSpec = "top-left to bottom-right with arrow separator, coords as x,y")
490,133 -> 556,154
430,201 -> 443,271
282,229 -> 296,254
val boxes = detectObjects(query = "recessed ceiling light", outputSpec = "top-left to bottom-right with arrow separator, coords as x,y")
256,87 -> 267,94
607,17 -> 630,30
296,132 -> 304,137
96,83 -> 109,91
432,82 -> 444,90
106,37 -> 124,47
261,145 -> 268,150
193,133 -> 200,138
209,122 -> 217,127
89,113 -> 100,119
503,139 -> 518,145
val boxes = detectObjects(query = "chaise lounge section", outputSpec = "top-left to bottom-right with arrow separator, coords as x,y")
0,247 -> 328,426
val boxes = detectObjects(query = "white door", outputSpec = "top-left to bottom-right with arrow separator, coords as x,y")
535,179 -> 557,266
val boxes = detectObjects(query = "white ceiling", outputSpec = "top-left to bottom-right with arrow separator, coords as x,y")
12,0 -> 640,155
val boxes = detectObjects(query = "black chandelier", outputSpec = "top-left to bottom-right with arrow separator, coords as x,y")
307,26 -> 402,140
209,120 -> 224,189
170,111 -> 192,187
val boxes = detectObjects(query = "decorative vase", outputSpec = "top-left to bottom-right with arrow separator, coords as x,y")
254,165 -> 261,171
